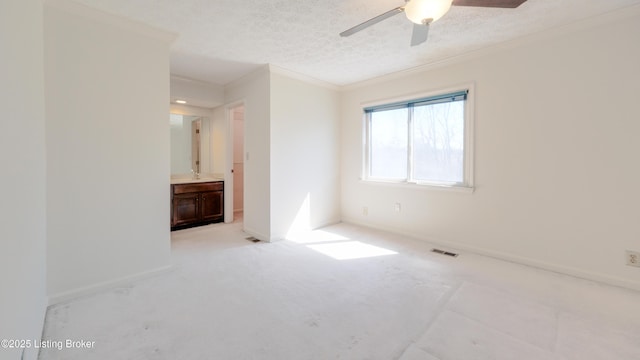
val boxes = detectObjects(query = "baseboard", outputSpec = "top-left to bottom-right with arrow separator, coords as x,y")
242,227 -> 270,243
341,216 -> 640,292
47,265 -> 173,306
271,218 -> 343,243
312,218 -> 342,231
446,238 -> 640,292
26,295 -> 49,360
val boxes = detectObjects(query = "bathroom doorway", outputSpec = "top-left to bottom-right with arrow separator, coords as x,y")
226,103 -> 245,222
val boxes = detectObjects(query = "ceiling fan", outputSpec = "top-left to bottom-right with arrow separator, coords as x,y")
340,0 -> 527,46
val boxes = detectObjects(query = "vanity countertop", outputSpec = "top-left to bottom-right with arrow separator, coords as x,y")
170,177 -> 224,185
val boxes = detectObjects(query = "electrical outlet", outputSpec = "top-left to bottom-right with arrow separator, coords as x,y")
362,206 -> 368,216
394,203 -> 401,213
626,250 -> 640,267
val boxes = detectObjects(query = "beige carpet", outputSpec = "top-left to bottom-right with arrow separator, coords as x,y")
40,220 -> 640,359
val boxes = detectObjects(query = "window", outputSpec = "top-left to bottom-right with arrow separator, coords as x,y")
364,88 -> 473,189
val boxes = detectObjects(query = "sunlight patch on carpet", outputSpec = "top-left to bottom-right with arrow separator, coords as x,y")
307,241 -> 397,260
287,229 -> 350,244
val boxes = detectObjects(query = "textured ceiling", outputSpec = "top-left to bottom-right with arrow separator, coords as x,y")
74,0 -> 640,86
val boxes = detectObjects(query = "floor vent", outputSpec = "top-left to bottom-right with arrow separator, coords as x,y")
431,248 -> 459,257
245,236 -> 260,243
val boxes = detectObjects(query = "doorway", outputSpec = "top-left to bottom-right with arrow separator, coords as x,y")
226,104 -> 245,222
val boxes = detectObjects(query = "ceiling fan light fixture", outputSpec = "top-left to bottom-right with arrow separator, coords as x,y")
404,0 -> 452,24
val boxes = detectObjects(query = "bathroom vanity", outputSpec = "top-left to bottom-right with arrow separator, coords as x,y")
171,179 -> 224,230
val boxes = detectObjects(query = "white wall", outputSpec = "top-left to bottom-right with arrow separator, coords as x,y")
270,73 -> 341,239
341,7 -> 640,290
0,2 -> 47,359
218,68 -> 341,238
224,67 -> 271,240
44,0 -> 174,301
170,76 -> 224,108
170,103 -> 215,118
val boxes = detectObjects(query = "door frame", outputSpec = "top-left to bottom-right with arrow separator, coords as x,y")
224,100 -> 245,223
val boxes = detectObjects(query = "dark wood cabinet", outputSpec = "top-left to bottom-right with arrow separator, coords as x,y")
171,181 -> 224,230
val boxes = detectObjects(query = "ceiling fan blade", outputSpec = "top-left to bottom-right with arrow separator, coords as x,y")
410,22 -> 430,46
340,6 -> 404,37
452,0 -> 526,8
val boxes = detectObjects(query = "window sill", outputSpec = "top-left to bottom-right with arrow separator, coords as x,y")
359,178 -> 475,194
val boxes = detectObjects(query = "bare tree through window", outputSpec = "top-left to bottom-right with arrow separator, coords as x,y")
365,89 -> 469,186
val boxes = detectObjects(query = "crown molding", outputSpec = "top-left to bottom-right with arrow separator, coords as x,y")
226,64 -> 341,92
170,74 -> 224,89
225,64 -> 271,91
44,0 -> 177,44
341,3 -> 640,92
268,64 -> 341,91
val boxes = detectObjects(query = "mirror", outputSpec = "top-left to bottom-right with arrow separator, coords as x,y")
170,113 -> 211,178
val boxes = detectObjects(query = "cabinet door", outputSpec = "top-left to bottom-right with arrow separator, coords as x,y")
200,190 -> 224,222
172,193 -> 200,227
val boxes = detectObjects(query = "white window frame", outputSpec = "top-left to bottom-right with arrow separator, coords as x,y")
361,84 -> 475,192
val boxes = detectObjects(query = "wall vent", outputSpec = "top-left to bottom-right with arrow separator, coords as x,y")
431,248 -> 459,257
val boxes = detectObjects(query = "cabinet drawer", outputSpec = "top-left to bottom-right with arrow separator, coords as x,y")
173,181 -> 223,194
